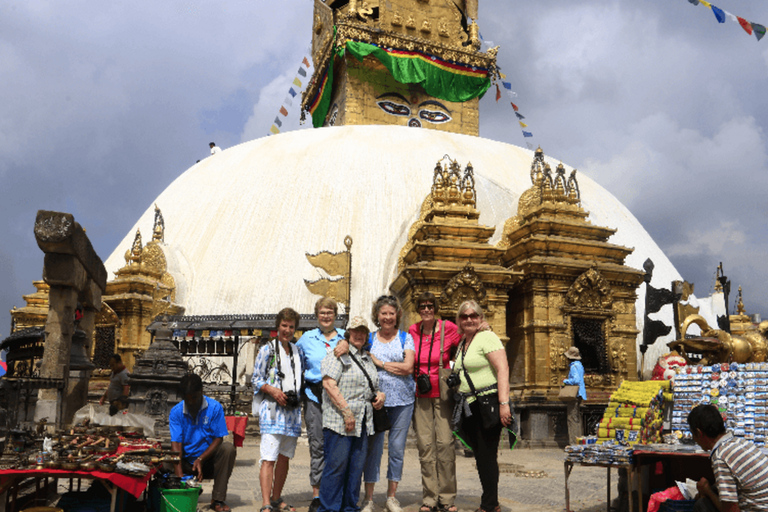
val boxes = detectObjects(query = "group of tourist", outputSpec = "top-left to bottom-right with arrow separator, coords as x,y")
249,293 -> 512,512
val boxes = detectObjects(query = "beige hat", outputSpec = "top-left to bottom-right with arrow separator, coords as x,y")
564,346 -> 581,360
347,315 -> 370,333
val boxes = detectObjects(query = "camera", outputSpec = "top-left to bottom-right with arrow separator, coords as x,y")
445,372 -> 461,389
416,373 -> 432,395
284,390 -> 300,409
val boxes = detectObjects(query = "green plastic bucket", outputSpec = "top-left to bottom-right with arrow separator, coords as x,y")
160,485 -> 201,512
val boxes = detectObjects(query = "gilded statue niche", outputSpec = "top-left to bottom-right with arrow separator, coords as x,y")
566,267 -> 613,311
440,264 -> 487,312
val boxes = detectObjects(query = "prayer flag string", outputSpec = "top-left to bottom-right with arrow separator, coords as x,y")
685,0 -> 766,41
268,48 -> 313,136
481,32 -> 536,149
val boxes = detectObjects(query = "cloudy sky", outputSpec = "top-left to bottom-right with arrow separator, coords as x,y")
1,0 -> 767,335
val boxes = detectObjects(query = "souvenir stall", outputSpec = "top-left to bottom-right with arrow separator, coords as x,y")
0,423 -> 174,512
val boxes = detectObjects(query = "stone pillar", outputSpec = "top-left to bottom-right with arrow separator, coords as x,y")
33,211 -> 107,427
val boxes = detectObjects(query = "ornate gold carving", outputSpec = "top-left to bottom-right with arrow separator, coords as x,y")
440,264 -> 487,310
142,242 -> 167,275
438,21 -> 449,37
584,374 -> 605,387
566,267 -> 613,310
392,11 -> 403,27
420,19 -> 431,33
406,14 -> 416,29
430,156 -> 476,209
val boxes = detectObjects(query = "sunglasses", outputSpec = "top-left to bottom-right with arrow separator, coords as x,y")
458,312 -> 480,321
418,303 -> 435,311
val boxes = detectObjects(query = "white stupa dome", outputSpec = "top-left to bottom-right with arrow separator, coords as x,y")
104,125 -> 683,373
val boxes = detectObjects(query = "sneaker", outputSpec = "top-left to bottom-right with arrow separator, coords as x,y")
361,500 -> 376,512
308,498 -> 321,512
385,497 -> 402,512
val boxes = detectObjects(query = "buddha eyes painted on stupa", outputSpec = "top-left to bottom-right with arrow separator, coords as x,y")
375,92 -> 453,127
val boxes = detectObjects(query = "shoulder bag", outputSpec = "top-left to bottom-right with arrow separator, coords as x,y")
457,340 -> 500,429
558,385 -> 579,401
349,353 -> 390,433
437,321 -> 454,402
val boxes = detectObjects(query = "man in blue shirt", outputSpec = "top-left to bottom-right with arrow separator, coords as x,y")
169,374 -> 236,512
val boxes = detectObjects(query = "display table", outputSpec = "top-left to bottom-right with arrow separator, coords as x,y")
564,460 -> 639,512
632,446 -> 713,508
0,467 -> 155,512
225,416 -> 247,448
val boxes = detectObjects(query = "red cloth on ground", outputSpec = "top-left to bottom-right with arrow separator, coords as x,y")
225,416 -> 247,448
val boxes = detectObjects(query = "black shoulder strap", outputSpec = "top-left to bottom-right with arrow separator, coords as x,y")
349,352 -> 377,396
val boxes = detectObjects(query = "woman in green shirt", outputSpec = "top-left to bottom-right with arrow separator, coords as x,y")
453,300 -> 511,512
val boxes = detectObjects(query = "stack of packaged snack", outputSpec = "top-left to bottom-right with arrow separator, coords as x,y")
671,362 -> 768,446
597,380 -> 672,445
564,441 -> 634,465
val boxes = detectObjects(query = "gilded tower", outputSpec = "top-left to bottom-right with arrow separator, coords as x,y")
302,0 -> 497,135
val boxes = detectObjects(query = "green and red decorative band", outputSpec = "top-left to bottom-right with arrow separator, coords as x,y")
309,39 -> 492,128
344,40 -> 492,103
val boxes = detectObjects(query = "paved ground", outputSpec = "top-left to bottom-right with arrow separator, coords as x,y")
191,432 -> 621,512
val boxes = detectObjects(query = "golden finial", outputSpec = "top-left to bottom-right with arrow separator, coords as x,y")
152,204 -> 165,242
737,286 -> 746,315
125,229 -> 143,265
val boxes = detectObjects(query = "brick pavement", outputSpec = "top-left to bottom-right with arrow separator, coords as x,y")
194,434 -> 619,512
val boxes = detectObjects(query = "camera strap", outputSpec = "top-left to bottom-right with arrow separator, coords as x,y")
417,321 -> 437,378
273,339 -> 300,393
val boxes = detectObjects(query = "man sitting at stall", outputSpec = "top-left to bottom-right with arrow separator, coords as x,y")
688,404 -> 768,512
170,374 -> 237,512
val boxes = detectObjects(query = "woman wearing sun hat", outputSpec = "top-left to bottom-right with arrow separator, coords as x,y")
562,346 -> 587,444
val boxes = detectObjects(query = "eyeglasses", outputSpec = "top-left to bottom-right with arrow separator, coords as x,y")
418,303 -> 435,311
317,311 -> 335,317
458,313 -> 480,321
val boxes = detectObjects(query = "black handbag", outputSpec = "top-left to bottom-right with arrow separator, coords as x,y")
349,353 -> 391,433
456,339 -> 500,429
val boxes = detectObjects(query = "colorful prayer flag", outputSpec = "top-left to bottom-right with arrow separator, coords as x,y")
289,88 -> 297,97
737,17 -> 753,35
270,125 -> 280,134
515,112 -> 525,120
274,116 -> 282,127
711,5 -> 726,23
510,102 -> 519,112
519,121 -> 528,128
302,57 -> 311,68
279,106 -> 289,117
753,23 -> 766,41
298,67 -> 307,77
502,81 -> 512,90
293,77 -> 302,87
495,83 -> 501,102
688,0 -> 699,4
699,0 -> 711,7
284,95 -> 293,107
523,131 -> 533,137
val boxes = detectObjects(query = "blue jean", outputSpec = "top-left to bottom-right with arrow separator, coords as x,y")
318,428 -> 369,512
363,403 -> 414,483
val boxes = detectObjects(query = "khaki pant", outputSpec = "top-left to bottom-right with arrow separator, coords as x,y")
566,398 -> 583,445
413,396 -> 457,508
